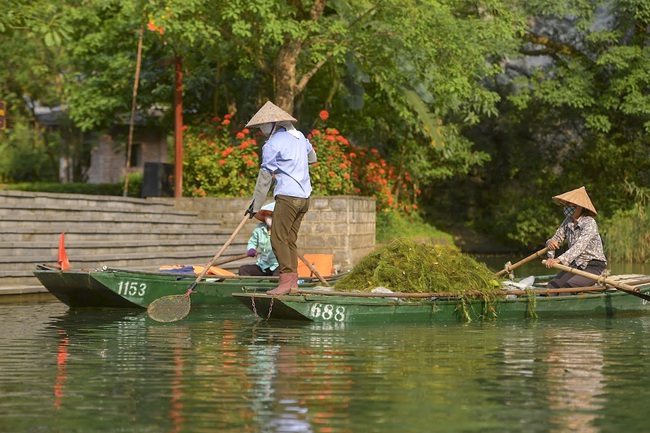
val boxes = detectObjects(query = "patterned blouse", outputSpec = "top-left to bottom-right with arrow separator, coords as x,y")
547,215 -> 607,269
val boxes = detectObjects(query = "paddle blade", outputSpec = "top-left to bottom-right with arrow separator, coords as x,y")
147,295 -> 191,323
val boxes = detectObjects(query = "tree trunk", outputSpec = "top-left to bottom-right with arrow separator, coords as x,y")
272,0 -> 327,113
273,38 -> 302,113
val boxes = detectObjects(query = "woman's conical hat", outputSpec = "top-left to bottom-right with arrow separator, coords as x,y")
245,101 -> 296,127
552,186 -> 597,215
255,202 -> 275,222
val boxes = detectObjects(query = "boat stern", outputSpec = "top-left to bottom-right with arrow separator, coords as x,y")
232,293 -> 313,321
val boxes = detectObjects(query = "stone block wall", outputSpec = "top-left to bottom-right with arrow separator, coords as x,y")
170,196 -> 376,272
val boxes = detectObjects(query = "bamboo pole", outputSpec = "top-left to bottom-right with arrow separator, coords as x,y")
496,247 -> 549,277
545,261 -> 650,302
123,25 -> 144,197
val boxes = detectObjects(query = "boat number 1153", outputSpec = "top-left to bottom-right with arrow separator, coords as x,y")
117,281 -> 147,297
309,303 -> 346,321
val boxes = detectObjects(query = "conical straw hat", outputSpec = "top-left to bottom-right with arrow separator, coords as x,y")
245,101 -> 296,127
255,202 -> 275,222
552,186 -> 597,215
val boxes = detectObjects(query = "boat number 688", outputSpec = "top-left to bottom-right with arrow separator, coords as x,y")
117,281 -> 147,297
309,303 -> 346,321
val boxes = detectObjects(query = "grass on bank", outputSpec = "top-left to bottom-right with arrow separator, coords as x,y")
603,204 -> 650,263
376,210 -> 453,245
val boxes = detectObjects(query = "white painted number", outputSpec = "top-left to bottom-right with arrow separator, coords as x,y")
309,303 -> 346,321
117,281 -> 147,297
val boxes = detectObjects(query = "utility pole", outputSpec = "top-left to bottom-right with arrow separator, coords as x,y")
174,57 -> 183,198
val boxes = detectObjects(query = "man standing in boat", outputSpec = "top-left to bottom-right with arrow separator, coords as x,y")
544,186 -> 608,289
244,101 -> 317,295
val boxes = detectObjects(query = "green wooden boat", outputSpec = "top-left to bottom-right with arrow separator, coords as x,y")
232,275 -> 650,323
89,267 -> 337,309
33,264 -> 139,308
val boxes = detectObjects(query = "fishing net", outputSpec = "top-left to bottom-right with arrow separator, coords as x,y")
334,238 -> 500,296
147,294 -> 192,323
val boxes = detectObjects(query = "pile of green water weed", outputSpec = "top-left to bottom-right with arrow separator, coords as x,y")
335,238 -> 500,295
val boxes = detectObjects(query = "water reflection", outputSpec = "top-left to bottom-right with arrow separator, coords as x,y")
3,301 -> 650,432
54,329 -> 69,410
544,329 -> 605,433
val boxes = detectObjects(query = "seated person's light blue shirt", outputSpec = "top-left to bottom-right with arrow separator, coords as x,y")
261,128 -> 313,199
248,223 -> 278,272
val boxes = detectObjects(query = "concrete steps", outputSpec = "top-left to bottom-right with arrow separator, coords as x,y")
0,227 -> 223,242
0,191 -> 256,290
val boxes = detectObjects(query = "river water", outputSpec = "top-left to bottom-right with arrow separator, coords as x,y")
2,290 -> 650,433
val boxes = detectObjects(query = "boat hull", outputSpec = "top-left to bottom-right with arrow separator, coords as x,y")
233,286 -> 650,323
34,263 -> 334,309
33,265 -> 139,308
90,269 -> 334,308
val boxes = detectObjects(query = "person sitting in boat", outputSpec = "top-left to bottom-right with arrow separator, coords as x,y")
544,186 -> 607,288
239,202 -> 280,277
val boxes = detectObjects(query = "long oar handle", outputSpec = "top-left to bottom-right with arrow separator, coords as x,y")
298,254 -> 330,286
214,253 -> 249,266
496,247 -> 549,277
188,215 -> 249,291
545,260 -> 650,301
294,285 -> 613,298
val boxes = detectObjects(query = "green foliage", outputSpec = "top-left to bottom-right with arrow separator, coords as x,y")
434,0 -> 650,253
307,127 -> 356,196
602,205 -> 650,263
182,115 -> 259,197
6,0 -> 650,261
376,210 -> 452,245
122,172 -> 143,198
308,119 -> 420,213
602,185 -> 650,263
182,112 -> 420,215
2,182 -> 133,196
0,121 -> 58,182
507,1 -> 650,138
334,238 -> 499,295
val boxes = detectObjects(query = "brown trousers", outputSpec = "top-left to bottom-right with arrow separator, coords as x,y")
547,260 -> 607,289
271,195 -> 310,274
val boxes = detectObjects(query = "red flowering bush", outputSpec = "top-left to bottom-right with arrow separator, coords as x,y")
308,128 -> 356,196
182,114 -> 260,197
182,111 -> 419,215
308,119 -> 419,215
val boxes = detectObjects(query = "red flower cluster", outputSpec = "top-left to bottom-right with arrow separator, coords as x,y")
307,126 -> 419,215
181,109 -> 419,216
146,21 -> 164,35
182,114 -> 260,197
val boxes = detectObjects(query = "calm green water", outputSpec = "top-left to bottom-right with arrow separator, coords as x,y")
2,294 -> 650,433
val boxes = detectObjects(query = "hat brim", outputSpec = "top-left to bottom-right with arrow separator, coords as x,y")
255,210 -> 273,222
552,186 -> 597,215
245,101 -> 297,127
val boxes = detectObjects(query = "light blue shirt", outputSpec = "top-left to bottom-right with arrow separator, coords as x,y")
247,223 -> 278,271
261,128 -> 313,198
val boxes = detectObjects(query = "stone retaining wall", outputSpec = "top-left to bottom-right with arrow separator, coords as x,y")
171,196 -> 376,271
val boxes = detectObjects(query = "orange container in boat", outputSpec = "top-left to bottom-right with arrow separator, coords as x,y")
297,254 -> 334,278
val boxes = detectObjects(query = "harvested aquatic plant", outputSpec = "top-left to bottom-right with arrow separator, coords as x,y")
335,238 -> 500,296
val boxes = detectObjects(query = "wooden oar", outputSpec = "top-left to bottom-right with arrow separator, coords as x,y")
496,247 -> 549,277
147,215 -> 250,322
298,254 -> 330,286
544,260 -> 650,302
294,285 -> 617,298
214,253 -> 249,267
